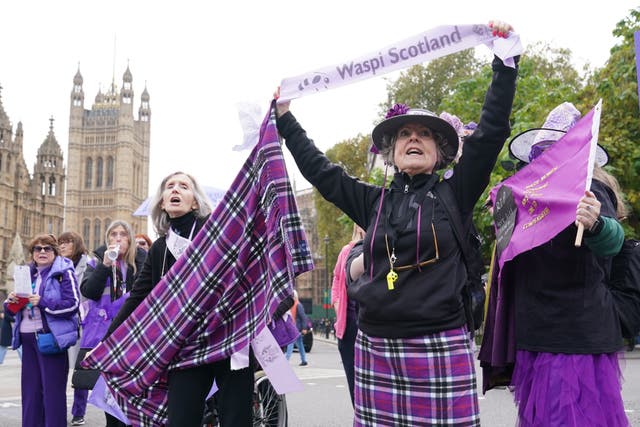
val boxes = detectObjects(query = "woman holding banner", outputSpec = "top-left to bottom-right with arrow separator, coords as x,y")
275,20 -> 517,426
105,172 -> 255,427
489,102 -> 629,426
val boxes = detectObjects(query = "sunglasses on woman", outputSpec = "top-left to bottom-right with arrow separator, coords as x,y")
33,245 -> 54,253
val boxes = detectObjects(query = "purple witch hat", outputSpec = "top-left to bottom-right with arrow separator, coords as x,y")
509,102 -> 609,166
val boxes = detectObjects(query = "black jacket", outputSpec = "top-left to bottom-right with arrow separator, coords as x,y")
81,245 -> 146,302
106,212 -> 208,336
277,56 -> 518,338
511,179 -> 623,353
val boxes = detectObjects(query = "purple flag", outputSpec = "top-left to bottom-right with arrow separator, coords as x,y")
490,102 -> 601,270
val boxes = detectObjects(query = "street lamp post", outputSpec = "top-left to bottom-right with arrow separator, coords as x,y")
324,235 -> 330,321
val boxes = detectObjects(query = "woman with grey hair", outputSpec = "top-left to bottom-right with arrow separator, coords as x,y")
81,219 -> 144,426
275,20 -> 517,427
106,171 -> 254,427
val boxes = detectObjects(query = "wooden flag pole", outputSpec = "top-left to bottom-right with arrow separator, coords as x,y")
575,222 -> 584,247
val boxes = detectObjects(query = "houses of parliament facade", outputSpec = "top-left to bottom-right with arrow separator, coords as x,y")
0,66 -> 150,294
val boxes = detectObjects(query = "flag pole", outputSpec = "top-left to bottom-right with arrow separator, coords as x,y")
575,99 -> 602,247
574,223 -> 584,247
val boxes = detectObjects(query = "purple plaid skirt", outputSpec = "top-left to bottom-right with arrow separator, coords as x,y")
354,327 -> 479,426
511,350 -> 629,427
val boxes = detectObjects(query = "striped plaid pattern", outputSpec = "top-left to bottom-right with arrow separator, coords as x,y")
354,327 -> 480,426
82,104 -> 313,426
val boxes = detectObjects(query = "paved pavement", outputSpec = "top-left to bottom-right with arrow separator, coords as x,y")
1,336 -> 639,424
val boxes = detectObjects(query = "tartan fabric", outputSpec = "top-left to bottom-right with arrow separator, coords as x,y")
82,103 -> 313,426
354,328 -> 480,426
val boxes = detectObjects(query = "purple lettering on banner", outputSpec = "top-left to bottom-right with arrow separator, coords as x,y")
489,101 -> 602,271
635,31 -> 640,112
279,24 -> 523,101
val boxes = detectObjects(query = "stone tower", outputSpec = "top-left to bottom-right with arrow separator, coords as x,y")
0,86 -> 66,290
65,66 -> 150,251
33,117 -> 66,235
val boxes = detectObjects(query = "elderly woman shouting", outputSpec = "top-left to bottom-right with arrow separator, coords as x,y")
275,20 -> 518,426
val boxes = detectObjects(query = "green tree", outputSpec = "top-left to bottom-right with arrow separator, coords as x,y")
581,8 -> 640,235
381,50 -> 482,115
314,133 -> 371,267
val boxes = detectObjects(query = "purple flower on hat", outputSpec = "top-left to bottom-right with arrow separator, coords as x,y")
385,103 -> 410,119
439,111 -> 463,135
528,140 -> 555,162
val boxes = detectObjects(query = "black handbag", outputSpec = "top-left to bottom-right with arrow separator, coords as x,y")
71,347 -> 100,389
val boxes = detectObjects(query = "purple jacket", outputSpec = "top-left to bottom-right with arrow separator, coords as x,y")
4,256 -> 80,350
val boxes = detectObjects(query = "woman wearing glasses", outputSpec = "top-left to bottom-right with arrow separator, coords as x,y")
275,20 -> 517,426
4,233 -> 80,426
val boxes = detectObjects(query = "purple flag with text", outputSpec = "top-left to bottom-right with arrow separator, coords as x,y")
490,101 -> 602,271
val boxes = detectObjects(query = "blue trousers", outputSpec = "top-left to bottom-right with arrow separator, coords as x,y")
0,345 -> 22,363
21,332 -> 69,427
285,334 -> 307,363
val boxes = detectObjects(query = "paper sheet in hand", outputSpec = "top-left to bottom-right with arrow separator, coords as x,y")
13,265 -> 32,296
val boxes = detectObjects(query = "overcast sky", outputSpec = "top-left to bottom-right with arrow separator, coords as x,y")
1,1 -> 636,203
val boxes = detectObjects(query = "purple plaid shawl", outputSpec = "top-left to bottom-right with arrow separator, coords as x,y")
82,103 -> 313,426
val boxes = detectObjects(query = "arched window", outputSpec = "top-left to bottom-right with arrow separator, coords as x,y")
93,219 -> 102,251
85,157 -> 93,188
106,156 -> 114,188
22,214 -> 30,236
41,176 -> 46,195
83,219 -> 91,245
96,157 -> 103,188
104,218 -> 112,241
49,176 -> 56,196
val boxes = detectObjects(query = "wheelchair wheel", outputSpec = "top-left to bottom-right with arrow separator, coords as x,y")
252,370 -> 287,427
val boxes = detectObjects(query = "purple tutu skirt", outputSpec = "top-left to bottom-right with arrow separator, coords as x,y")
511,350 -> 628,427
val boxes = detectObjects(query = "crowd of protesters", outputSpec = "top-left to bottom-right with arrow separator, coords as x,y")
1,18 -> 635,427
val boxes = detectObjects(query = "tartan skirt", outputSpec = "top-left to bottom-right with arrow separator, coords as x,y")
354,327 -> 479,426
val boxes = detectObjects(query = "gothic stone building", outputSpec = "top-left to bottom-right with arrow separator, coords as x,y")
0,66 -> 150,293
65,66 -> 150,251
0,89 -> 66,293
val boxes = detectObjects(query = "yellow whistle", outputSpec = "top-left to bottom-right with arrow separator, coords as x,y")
386,270 -> 398,290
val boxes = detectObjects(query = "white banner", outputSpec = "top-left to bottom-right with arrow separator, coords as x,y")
279,24 -> 522,101
251,326 -> 304,394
